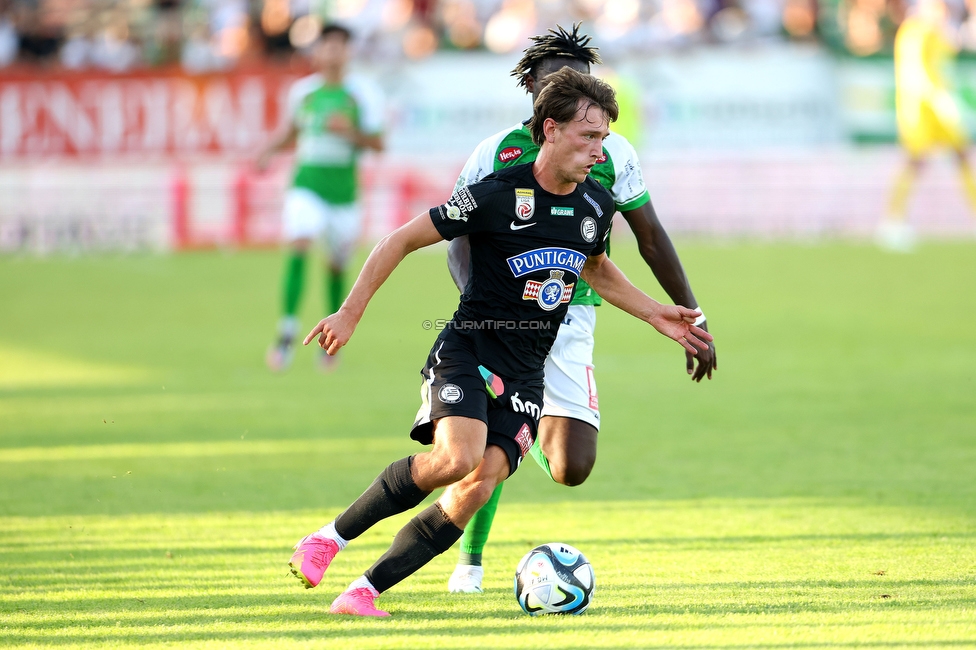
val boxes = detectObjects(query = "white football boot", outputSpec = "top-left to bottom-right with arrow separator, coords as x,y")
448,564 -> 484,593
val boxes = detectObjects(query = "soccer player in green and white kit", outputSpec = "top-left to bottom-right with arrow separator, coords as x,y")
257,23 -> 384,371
445,25 -> 718,593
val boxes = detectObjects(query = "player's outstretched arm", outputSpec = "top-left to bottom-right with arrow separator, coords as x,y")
621,201 -> 716,381
581,253 -> 712,356
255,122 -> 298,172
304,214 -> 444,355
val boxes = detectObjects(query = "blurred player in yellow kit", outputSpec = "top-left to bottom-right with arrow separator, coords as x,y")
881,0 -> 976,250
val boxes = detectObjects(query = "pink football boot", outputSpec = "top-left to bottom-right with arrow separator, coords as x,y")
329,587 -> 390,617
288,534 -> 339,589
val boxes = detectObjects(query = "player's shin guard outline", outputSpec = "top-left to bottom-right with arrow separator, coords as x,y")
365,503 -> 464,593
334,456 -> 431,540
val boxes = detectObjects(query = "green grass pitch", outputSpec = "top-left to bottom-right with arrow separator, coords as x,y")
1,240 -> 974,648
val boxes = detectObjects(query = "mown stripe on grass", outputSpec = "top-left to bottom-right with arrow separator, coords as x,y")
0,438 -> 404,463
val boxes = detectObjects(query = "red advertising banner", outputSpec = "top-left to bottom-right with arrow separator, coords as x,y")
0,66 -> 302,159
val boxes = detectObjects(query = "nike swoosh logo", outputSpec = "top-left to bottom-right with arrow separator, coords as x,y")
510,222 -> 536,231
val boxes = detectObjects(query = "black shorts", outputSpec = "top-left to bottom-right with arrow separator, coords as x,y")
410,332 -> 544,476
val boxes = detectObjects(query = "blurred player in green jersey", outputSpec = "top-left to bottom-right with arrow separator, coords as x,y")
257,23 -> 385,370
445,24 -> 717,593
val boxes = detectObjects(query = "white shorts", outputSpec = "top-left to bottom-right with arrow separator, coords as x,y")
542,304 -> 600,430
282,187 -> 361,266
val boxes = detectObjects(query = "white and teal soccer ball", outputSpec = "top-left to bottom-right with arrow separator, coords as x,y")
514,543 -> 595,615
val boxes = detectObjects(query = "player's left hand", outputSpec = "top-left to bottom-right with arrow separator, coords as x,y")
303,309 -> 358,356
327,114 -> 356,141
685,320 -> 716,382
648,305 -> 713,357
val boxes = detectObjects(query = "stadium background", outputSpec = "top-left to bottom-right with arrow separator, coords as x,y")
3,0 -> 976,253
2,1 -> 976,645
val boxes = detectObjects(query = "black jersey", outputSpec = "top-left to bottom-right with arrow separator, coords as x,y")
429,162 -> 615,380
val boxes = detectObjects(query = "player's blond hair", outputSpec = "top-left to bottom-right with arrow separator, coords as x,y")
528,68 -> 618,146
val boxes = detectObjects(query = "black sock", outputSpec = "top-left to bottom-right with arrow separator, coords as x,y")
334,456 -> 431,540
365,503 -> 464,593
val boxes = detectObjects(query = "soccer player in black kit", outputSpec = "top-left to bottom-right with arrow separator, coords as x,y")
289,68 -> 712,617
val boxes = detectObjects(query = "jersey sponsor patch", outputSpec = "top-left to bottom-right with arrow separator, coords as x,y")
438,384 -> 464,404
582,192 -> 604,218
580,216 -> 597,243
507,247 -> 587,278
515,188 -> 535,221
522,270 -> 574,311
498,146 -> 524,163
551,206 -> 574,216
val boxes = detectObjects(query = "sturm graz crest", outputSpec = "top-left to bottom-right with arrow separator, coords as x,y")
580,216 -> 597,243
522,270 -> 574,311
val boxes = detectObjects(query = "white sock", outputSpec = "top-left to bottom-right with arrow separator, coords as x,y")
316,521 -> 348,550
279,316 -> 298,340
348,575 -> 379,596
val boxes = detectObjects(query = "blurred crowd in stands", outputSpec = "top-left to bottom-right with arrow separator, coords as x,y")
0,0 -> 974,73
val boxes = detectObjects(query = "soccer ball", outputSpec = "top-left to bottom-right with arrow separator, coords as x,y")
514,543 -> 595,615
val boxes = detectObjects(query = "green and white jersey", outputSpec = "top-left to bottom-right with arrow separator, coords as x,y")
455,122 -> 650,306
287,73 -> 384,206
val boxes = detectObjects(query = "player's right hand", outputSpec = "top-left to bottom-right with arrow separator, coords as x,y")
648,304 -> 713,356
304,310 -> 357,356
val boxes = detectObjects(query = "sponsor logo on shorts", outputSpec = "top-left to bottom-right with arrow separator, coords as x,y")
498,146 -> 524,163
510,391 -> 541,420
580,216 -> 597,243
514,423 -> 534,457
438,384 -> 464,404
523,270 -> 573,311
507,247 -> 587,278
551,206 -> 574,217
583,192 -> 604,218
515,188 -> 535,221
478,365 -> 505,398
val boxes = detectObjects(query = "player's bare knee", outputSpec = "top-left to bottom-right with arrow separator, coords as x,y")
289,238 -> 312,253
431,450 -> 481,484
562,462 -> 594,486
466,476 -> 500,507
549,452 -> 595,486
550,466 -> 584,487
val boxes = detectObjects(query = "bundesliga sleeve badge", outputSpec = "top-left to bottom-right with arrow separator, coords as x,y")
523,270 -> 574,311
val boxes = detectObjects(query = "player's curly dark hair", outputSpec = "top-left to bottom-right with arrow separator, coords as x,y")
511,23 -> 602,89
